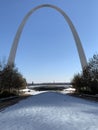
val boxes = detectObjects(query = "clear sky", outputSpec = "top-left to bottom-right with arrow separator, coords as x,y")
0,0 -> 98,83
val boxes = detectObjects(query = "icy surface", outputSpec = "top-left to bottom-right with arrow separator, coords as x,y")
0,92 -> 98,130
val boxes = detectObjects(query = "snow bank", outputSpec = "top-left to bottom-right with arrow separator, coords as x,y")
20,88 -> 46,95
0,92 -> 98,130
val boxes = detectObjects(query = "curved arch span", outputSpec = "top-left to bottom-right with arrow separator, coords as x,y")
7,4 -> 87,70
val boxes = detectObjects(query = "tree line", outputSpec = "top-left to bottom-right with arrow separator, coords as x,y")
0,54 -> 98,97
72,54 -> 98,94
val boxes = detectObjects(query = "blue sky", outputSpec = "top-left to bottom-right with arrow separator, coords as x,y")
0,0 -> 98,83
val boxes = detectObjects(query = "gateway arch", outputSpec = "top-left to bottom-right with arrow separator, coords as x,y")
7,4 -> 87,70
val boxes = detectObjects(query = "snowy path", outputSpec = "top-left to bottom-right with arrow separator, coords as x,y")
0,92 -> 98,130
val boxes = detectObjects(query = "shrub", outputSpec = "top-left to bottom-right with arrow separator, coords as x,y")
71,54 -> 98,94
0,61 -> 27,97
0,90 -> 17,98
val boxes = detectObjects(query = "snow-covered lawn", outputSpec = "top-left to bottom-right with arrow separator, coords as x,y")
0,91 -> 98,130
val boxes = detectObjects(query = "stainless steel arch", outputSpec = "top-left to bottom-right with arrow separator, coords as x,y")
7,4 -> 87,69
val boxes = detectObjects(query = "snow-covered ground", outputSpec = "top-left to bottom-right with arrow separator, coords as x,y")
0,91 -> 98,130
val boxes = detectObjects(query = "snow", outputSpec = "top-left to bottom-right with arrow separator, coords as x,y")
60,88 -> 76,94
20,88 -> 46,95
21,87 -> 76,95
0,91 -> 98,130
